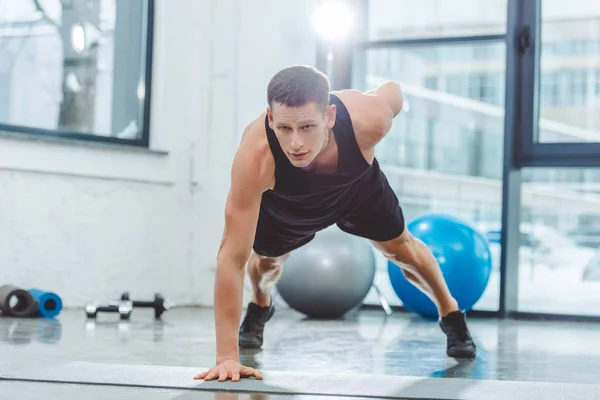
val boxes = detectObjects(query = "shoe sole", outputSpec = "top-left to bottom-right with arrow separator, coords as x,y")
447,350 -> 476,359
239,340 -> 262,349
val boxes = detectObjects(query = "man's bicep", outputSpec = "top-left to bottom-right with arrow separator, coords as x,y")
218,159 -> 265,265
225,185 -> 262,244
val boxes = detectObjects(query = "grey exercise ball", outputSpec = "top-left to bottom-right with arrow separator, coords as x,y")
276,226 -> 376,319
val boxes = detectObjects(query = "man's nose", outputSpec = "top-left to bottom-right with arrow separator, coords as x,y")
290,132 -> 303,150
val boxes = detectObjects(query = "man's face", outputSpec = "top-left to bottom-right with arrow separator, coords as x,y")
267,102 -> 336,168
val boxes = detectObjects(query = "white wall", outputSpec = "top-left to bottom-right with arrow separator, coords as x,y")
0,0 -> 317,308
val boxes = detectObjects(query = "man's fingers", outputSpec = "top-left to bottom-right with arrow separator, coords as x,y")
254,369 -> 262,381
218,370 -> 229,382
203,371 -> 219,381
197,364 -> 262,382
193,371 -> 210,380
241,367 -> 263,380
254,369 -> 264,380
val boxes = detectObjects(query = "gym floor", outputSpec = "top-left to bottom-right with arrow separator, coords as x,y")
1,307 -> 599,399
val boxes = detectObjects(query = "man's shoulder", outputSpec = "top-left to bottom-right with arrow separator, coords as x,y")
239,112 -> 270,157
331,90 -> 361,113
332,89 -> 390,119
331,90 -> 380,127
233,112 -> 274,190
241,112 -> 267,139
331,89 -> 395,150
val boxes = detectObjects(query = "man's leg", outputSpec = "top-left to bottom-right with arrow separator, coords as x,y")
336,174 -> 476,358
371,231 -> 476,358
241,208 -> 316,349
247,251 -> 290,307
239,251 -> 290,349
371,230 -> 459,317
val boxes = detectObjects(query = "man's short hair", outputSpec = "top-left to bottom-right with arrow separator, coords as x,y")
267,65 -> 330,111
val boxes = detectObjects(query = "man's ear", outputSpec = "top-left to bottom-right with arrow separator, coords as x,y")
266,107 -> 274,129
326,104 -> 336,129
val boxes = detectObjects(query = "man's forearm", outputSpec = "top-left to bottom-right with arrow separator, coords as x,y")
214,258 -> 245,363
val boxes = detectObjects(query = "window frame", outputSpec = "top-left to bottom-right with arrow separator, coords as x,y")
0,0 -> 155,148
517,0 -> 600,167
334,0 -> 600,322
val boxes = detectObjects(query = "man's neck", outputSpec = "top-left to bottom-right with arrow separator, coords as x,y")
304,130 -> 338,173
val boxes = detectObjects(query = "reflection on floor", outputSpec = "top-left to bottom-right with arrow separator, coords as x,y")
1,308 -> 599,399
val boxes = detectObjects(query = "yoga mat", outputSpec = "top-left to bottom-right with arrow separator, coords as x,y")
1,361 -> 599,400
28,289 -> 63,318
0,285 -> 38,317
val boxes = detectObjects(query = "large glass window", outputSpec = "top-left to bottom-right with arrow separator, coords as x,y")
0,0 -> 152,144
537,0 -> 600,143
518,168 -> 600,316
355,0 -> 600,320
354,42 -> 506,312
366,0 -> 507,41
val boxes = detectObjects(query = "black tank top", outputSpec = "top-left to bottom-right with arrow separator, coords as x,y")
260,93 -> 385,227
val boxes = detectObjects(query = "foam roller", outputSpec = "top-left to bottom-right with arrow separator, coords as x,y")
0,285 -> 38,317
29,289 -> 63,318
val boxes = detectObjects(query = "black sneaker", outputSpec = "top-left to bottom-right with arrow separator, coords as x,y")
439,310 -> 476,358
239,302 -> 275,349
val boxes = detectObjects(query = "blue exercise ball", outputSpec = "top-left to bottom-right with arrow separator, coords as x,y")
387,213 -> 492,319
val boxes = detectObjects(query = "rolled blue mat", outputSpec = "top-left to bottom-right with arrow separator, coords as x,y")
28,289 -> 63,318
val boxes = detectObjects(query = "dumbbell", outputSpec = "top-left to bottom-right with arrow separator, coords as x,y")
85,300 -> 133,320
120,292 -> 169,319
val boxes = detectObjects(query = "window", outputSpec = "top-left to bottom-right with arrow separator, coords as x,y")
366,0 -> 507,40
423,77 -> 438,90
481,74 -> 502,105
0,0 -> 153,146
568,70 -> 588,106
353,42 -> 506,312
519,167 -> 600,316
541,72 -> 559,107
537,2 -> 600,142
353,0 -> 600,320
443,73 -> 502,105
446,75 -> 469,98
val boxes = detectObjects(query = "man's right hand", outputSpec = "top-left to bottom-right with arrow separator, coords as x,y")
193,359 -> 263,382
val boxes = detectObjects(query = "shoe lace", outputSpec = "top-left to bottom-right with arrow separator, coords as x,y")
447,318 -> 471,342
241,310 -> 264,332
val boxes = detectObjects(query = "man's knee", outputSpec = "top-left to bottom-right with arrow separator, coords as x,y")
372,230 -> 422,269
252,251 -> 289,273
249,252 -> 289,294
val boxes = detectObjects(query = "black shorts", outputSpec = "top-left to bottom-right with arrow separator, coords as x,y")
252,175 -> 405,258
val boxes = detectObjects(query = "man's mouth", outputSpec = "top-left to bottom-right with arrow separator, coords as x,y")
290,152 -> 308,160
